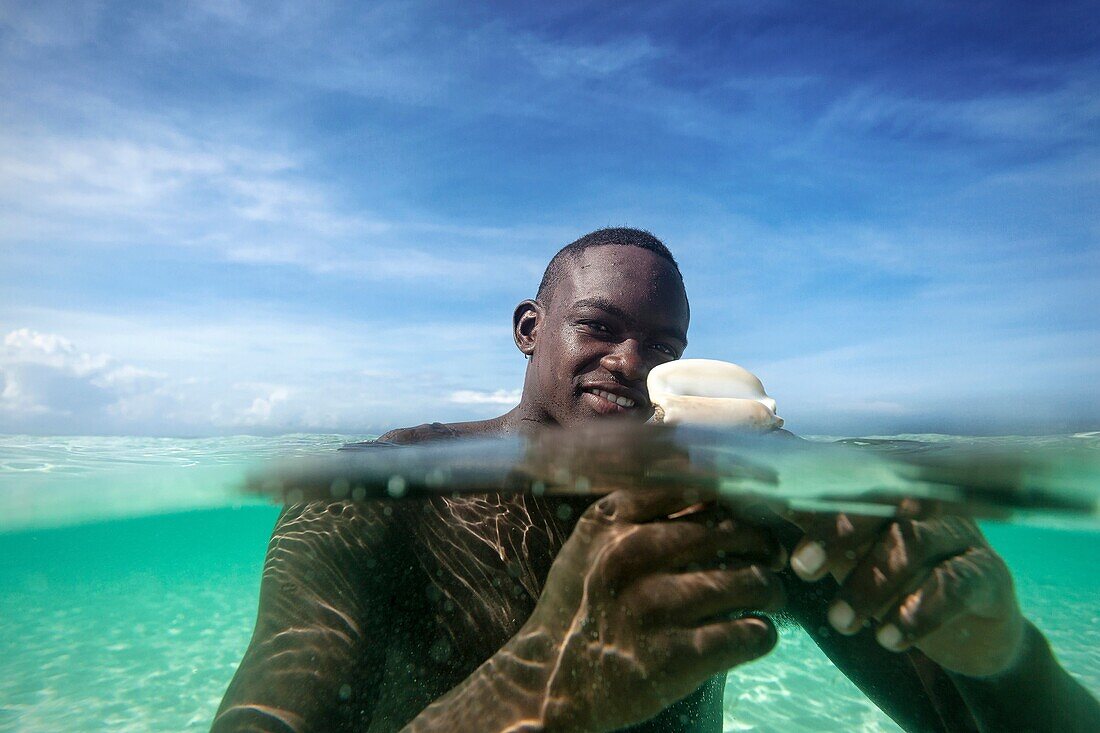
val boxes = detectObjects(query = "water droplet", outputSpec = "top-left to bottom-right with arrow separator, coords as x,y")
330,478 -> 350,498
387,475 -> 407,498
429,638 -> 452,663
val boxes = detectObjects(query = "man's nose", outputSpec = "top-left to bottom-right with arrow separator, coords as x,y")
599,340 -> 648,382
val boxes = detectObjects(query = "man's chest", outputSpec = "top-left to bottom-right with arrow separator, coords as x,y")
402,495 -> 584,661
364,495 -> 720,733
361,496 -> 583,730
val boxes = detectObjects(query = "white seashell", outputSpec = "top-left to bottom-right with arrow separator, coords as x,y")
648,359 -> 784,431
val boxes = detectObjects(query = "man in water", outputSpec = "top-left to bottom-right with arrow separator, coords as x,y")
214,228 -> 1098,732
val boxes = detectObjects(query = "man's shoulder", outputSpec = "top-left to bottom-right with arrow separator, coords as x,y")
376,422 -> 462,445
370,417 -> 505,446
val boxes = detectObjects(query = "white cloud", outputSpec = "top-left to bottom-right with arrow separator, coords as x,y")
0,328 -> 304,433
448,388 -> 521,405
0,98 -> 552,287
218,239 -> 531,282
0,305 -> 528,435
0,0 -> 103,51
1,328 -> 169,394
807,79 -> 1100,147
0,328 -> 169,423
515,34 -> 660,78
3,329 -> 109,374
239,385 -> 290,424
0,130 -> 282,213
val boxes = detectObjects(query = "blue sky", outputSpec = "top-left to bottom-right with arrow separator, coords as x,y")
1,0 -> 1097,436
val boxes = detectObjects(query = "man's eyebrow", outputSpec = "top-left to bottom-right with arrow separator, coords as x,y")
571,297 -> 688,343
572,297 -> 630,320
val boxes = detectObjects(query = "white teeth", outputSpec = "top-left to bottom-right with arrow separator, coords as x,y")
590,389 -> 635,408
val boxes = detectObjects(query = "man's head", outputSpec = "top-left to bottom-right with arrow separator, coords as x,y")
513,228 -> 690,427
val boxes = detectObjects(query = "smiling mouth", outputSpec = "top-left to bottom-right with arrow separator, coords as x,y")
584,388 -> 638,409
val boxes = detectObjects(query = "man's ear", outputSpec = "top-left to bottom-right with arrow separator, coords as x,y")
513,299 -> 541,356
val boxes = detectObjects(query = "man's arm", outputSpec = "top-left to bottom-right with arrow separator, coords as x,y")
212,499 -> 401,733
792,583 -> 1099,732
945,620 -> 1100,732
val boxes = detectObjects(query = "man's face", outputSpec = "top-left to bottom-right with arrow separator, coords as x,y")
528,245 -> 689,427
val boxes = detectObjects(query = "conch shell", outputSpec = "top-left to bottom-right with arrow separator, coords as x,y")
647,359 -> 784,431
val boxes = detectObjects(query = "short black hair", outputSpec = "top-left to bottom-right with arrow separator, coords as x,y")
536,227 -> 682,304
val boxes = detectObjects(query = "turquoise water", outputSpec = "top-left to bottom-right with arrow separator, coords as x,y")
0,435 -> 1097,732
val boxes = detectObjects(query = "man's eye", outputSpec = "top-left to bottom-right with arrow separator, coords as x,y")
651,343 -> 676,356
579,321 -> 611,334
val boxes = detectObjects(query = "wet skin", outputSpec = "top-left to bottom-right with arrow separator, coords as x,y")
214,245 -> 1099,732
509,244 -> 689,428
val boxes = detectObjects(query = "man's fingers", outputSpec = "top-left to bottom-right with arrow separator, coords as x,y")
871,549 -> 1024,676
669,616 -> 778,679
789,512 -> 886,581
788,499 -> 938,582
632,565 -> 786,624
869,552 -> 988,652
608,517 -> 785,582
826,516 -> 983,635
590,488 -> 714,524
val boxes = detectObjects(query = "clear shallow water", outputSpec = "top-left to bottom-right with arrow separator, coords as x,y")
0,434 -> 363,533
0,434 -> 1097,732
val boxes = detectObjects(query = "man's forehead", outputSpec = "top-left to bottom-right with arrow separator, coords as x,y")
554,245 -> 689,325
562,245 -> 681,293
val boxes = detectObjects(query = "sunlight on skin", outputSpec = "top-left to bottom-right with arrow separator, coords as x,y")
403,488 -> 785,732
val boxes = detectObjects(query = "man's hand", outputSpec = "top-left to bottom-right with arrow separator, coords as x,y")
513,489 -> 787,732
785,500 -> 1025,677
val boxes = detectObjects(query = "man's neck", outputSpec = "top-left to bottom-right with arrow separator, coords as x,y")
503,396 -> 568,435
490,403 -> 554,436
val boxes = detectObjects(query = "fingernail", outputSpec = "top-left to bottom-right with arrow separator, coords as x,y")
876,623 -> 904,651
791,542 -> 826,578
828,600 -> 856,633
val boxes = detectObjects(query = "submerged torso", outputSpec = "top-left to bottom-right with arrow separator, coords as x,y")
217,423 -> 970,732
365,492 -> 721,732
365,493 -> 570,731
